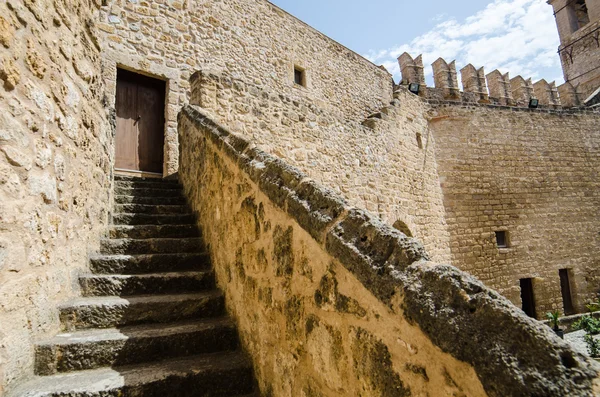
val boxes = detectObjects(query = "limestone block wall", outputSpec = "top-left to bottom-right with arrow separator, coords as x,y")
191,71 -> 451,264
548,0 -> 600,100
0,0 -> 112,393
96,0 -> 393,176
178,105 -> 600,397
428,103 -> 600,317
558,19 -> 600,100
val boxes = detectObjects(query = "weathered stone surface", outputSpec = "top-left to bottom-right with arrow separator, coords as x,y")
99,237 -> 204,255
428,104 -> 600,315
35,317 -> 237,375
325,208 -> 428,304
112,213 -> 196,226
89,253 -> 211,275
401,262 -> 600,397
0,56 -> 20,90
178,106 -> 600,397
286,180 -> 348,243
0,16 -> 14,47
79,271 -> 215,297
108,225 -> 200,240
2,146 -> 32,169
9,352 -> 254,397
28,172 -> 57,204
351,328 -> 411,397
59,291 -> 225,331
0,0 -> 110,390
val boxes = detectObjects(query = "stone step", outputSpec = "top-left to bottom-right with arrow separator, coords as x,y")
109,224 -> 201,239
59,291 -> 224,331
100,238 -> 204,255
114,186 -> 184,197
115,195 -> 187,205
35,317 -> 238,375
114,204 -> 191,215
9,351 -> 254,397
89,253 -> 211,275
79,271 -> 215,297
112,213 -> 196,226
114,180 -> 182,190
114,175 -> 179,184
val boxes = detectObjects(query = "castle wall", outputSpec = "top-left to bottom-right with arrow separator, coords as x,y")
191,71 -> 451,263
178,105 -> 600,397
96,0 -> 393,176
559,18 -> 600,100
0,0 -> 112,393
429,103 -> 600,317
549,0 -> 600,99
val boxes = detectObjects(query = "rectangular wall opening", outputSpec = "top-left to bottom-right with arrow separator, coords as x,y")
294,66 -> 306,87
559,269 -> 576,315
520,278 -> 537,318
495,231 -> 508,248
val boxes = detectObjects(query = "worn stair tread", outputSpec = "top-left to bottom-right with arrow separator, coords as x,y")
114,204 -> 191,215
11,351 -> 253,397
61,291 -> 223,308
59,291 -> 225,330
115,195 -> 187,205
112,213 -> 196,225
79,271 -> 215,296
114,175 -> 179,183
109,224 -> 200,239
89,253 -> 211,275
114,181 -> 182,190
114,186 -> 184,197
100,237 -> 204,255
40,317 -> 236,346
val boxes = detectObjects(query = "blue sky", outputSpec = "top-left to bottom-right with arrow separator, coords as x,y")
269,0 -> 564,86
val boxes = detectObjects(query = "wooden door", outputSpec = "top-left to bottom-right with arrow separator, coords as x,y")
115,69 -> 166,174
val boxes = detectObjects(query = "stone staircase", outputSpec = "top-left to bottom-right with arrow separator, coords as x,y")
9,176 -> 258,397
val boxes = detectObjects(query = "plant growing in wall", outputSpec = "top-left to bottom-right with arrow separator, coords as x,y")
546,311 -> 564,339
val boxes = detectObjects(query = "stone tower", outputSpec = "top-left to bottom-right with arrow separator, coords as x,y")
548,0 -> 600,102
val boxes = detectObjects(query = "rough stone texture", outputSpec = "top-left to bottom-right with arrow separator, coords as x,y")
8,352 -> 255,397
190,71 -> 452,264
548,0 -> 600,100
428,103 -> 600,316
0,0 -> 111,394
178,106 -> 600,397
96,0 -> 393,176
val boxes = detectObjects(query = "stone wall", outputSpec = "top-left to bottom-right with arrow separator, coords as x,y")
0,0 -> 111,393
428,103 -> 600,317
96,0 -> 393,176
178,104 -> 600,397
191,71 -> 451,264
548,0 -> 600,100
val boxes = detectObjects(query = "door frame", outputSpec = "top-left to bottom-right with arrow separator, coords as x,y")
102,57 -> 178,178
114,67 -> 167,177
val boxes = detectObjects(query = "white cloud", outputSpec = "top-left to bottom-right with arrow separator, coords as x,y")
364,0 -> 563,85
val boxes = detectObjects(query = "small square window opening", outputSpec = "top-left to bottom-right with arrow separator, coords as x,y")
294,67 -> 306,87
495,231 -> 508,248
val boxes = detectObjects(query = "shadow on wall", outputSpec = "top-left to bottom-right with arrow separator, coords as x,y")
10,179 -> 258,395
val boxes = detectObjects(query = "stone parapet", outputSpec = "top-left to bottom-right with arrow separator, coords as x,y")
179,104 -> 600,397
399,53 -> 592,109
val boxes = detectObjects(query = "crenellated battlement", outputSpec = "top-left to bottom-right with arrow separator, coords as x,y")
398,53 -> 586,109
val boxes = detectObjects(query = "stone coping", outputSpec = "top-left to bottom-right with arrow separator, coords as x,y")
179,104 -> 600,396
395,85 -> 600,115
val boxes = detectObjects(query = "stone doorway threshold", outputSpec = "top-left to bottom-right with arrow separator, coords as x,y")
115,168 -> 164,179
